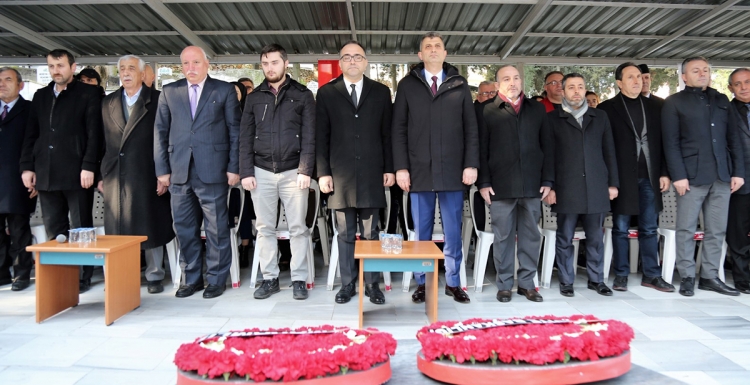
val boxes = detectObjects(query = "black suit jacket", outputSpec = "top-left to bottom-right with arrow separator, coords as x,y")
0,97 -> 36,214
731,98 -> 750,195
316,75 -> 393,209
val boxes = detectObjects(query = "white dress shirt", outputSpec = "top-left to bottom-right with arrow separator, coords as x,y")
424,69 -> 444,90
343,77 -> 364,105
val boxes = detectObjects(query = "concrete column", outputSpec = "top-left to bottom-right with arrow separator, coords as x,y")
677,63 -> 685,91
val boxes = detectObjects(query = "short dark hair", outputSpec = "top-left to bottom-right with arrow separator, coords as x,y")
615,62 -> 640,81
637,64 -> 650,74
419,32 -> 444,50
681,56 -> 709,73
0,67 -> 22,83
729,68 -> 750,85
561,73 -> 585,88
47,49 -> 75,66
544,71 -> 564,85
585,91 -> 598,97
76,67 -> 101,85
339,40 -> 365,53
238,77 -> 254,86
260,44 -> 288,62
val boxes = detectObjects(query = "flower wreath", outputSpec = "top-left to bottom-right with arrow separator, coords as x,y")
174,325 -> 397,382
417,315 -> 633,366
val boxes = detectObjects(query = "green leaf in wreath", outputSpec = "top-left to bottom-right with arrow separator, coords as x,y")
439,354 -> 444,361
490,351 -> 498,366
341,366 -> 349,375
202,374 -> 207,379
564,351 -> 571,364
450,354 -> 456,363
245,374 -> 250,381
470,356 -> 476,364
223,373 -> 230,381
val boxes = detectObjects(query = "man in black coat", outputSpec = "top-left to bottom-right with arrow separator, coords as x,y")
725,67 -> 750,295
20,49 -> 102,293
392,32 -> 479,304
100,55 -> 174,294
316,41 -> 394,305
662,57 -> 745,297
544,73 -> 619,298
598,62 -> 674,293
638,64 -> 665,108
0,67 -> 36,291
477,65 -> 552,303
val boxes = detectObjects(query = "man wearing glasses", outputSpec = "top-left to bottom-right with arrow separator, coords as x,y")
541,71 -> 564,112
316,40 -> 394,305
474,80 -> 496,124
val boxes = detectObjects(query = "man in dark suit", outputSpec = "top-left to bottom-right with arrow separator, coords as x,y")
316,40 -> 394,305
599,62 -> 674,293
392,32 -> 479,304
638,64 -> 665,108
662,57 -> 744,297
0,67 -> 36,291
726,67 -> 750,295
154,46 -> 240,299
20,49 -> 102,293
544,73 -> 619,297
100,55 -> 174,294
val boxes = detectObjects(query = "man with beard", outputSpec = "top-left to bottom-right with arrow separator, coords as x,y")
20,49 -> 102,293
240,44 -> 315,301
477,65 -> 552,303
154,46 -> 240,299
544,73 -> 619,297
662,57 -> 744,297
392,32 -> 479,304
598,62 -> 674,293
100,55 -> 174,294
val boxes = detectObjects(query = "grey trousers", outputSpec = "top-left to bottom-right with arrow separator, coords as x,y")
251,167 -> 309,282
675,180 -> 730,280
489,198 -> 541,291
334,208 -> 380,286
144,246 -> 165,282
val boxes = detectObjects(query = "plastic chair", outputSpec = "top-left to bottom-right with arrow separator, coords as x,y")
92,191 -> 106,236
228,184 -> 245,288
30,199 -> 47,244
538,203 -> 586,288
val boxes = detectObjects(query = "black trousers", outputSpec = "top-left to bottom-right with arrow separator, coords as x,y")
727,193 -> 750,284
335,208 -> 380,285
38,188 -> 95,281
555,213 -> 605,285
0,213 -> 34,282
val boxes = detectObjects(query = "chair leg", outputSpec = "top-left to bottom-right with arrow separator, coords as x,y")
661,231 -> 677,284
719,241 -> 727,282
317,216 -> 330,266
306,237 -> 315,289
166,238 -> 181,289
402,272 -> 413,293
383,272 -> 392,291
461,217 -> 473,273
603,228 -> 613,283
539,230 -> 556,288
326,233 -> 339,291
474,233 -> 493,293
229,228 -> 241,288
250,245 -> 262,288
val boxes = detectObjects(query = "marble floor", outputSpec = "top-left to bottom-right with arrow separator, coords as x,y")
1,249 -> 749,385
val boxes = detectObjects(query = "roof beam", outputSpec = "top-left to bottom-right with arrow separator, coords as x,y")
0,13 -> 78,55
637,0 -> 742,58
345,0 -> 357,40
497,0 -> 553,60
142,0 -> 216,57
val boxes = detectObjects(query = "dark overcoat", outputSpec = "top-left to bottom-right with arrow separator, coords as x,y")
316,75 -> 393,209
731,99 -> 750,195
392,62 -> 479,192
101,85 -> 174,249
598,93 -> 666,215
547,107 -> 619,214
0,97 -> 36,214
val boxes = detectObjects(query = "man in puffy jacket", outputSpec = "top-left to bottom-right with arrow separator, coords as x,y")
240,44 -> 315,301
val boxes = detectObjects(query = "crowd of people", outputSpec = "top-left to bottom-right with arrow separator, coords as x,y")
1,31 -> 749,308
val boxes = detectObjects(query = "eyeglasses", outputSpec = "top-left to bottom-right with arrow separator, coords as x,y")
545,80 -> 561,87
341,54 -> 366,62
478,91 -> 497,97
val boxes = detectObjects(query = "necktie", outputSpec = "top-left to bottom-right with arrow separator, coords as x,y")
1,105 -> 7,121
350,84 -> 358,107
430,76 -> 438,96
190,84 -> 199,119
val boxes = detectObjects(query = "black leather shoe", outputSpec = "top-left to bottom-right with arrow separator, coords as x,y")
254,278 -> 280,299
587,281 -> 613,296
445,285 -> 471,303
641,276 -> 675,292
0,277 -> 12,286
613,276 -> 628,291
412,284 -> 426,303
560,284 -> 574,297
239,244 -> 251,269
79,279 -> 91,293
292,280 -> 308,300
698,277 -> 740,296
365,283 -> 385,305
175,283 -> 204,298
335,281 -> 356,304
11,280 -> 30,291
735,281 -> 750,294
203,284 -> 226,298
147,280 -> 164,294
518,287 -> 543,302
496,290 -> 512,302
679,277 -> 695,297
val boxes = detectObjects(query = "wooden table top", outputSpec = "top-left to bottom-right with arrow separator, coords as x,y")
27,235 -> 148,253
354,240 -> 444,259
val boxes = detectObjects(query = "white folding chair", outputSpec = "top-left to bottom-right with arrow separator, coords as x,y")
228,184 -> 245,288
92,191 -> 106,236
30,199 -> 47,244
538,203 -> 586,288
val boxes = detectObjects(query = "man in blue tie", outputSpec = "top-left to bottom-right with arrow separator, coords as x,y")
154,46 -> 240,299
392,32 -> 479,304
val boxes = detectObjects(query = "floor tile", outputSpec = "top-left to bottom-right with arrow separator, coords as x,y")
632,340 -> 744,371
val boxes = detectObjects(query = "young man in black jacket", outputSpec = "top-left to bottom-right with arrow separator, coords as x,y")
477,65 -> 552,303
240,44 -> 315,301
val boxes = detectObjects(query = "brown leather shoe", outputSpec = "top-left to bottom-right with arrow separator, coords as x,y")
517,287 -> 543,302
412,284 -> 426,303
496,290 -> 512,303
445,285 -> 471,303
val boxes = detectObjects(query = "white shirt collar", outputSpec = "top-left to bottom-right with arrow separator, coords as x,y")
343,76 -> 364,104
0,96 -> 20,112
424,68 -> 444,89
122,85 -> 142,107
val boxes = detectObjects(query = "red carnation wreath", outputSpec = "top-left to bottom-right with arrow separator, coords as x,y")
417,315 -> 634,366
174,325 -> 397,382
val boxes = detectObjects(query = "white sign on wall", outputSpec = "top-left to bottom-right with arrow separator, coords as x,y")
36,66 -> 51,84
